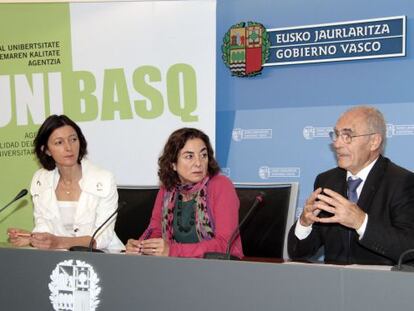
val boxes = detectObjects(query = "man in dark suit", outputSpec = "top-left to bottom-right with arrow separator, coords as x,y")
288,106 -> 414,265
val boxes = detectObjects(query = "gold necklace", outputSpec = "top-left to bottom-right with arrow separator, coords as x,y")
61,180 -> 73,195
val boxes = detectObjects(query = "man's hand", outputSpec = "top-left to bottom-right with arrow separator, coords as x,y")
314,188 -> 366,229
299,188 -> 323,227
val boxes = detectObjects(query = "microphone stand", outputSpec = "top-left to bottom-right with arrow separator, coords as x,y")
0,189 -> 28,214
69,205 -> 121,253
391,249 -> 414,272
204,192 -> 265,260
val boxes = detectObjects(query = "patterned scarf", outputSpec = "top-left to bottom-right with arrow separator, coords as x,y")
161,176 -> 215,241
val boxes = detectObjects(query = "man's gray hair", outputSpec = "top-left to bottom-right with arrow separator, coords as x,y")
345,105 -> 387,152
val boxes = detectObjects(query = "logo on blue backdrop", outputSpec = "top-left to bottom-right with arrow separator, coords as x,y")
386,123 -> 414,137
303,126 -> 333,140
222,21 -> 270,77
223,16 -> 406,76
232,128 -> 272,141
221,167 -> 231,177
259,166 -> 300,179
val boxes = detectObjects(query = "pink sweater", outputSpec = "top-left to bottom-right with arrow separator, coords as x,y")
142,174 -> 244,258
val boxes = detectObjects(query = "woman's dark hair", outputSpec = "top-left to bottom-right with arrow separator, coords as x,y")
158,127 -> 220,190
34,115 -> 88,170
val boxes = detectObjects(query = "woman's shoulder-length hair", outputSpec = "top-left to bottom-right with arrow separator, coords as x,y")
34,114 -> 88,170
158,127 -> 220,190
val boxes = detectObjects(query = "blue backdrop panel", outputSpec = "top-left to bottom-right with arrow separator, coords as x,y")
216,0 -> 414,218
220,103 -> 414,216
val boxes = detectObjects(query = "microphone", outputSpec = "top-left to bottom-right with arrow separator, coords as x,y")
204,191 -> 265,260
69,202 -> 125,253
0,189 -> 28,214
391,249 -> 414,272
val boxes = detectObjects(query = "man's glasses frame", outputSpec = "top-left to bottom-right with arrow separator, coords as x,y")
329,131 -> 377,144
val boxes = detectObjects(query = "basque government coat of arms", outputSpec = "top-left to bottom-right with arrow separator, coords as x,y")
49,259 -> 101,311
222,21 -> 270,77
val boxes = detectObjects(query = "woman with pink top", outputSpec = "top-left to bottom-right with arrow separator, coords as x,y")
126,128 -> 243,259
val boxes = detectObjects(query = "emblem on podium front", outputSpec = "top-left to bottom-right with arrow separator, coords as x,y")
49,259 -> 101,311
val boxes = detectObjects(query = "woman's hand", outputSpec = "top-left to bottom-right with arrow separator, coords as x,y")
125,238 -> 142,254
7,228 -> 31,247
140,238 -> 169,257
30,232 -> 60,249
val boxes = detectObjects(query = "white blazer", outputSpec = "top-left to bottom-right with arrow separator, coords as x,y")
30,159 -> 124,250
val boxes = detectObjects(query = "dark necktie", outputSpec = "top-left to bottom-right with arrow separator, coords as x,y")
347,177 -> 362,203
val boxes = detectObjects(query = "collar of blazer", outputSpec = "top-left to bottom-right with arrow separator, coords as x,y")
356,155 -> 388,212
31,159 -> 112,198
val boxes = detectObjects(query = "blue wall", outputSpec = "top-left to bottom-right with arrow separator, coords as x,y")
216,0 -> 414,216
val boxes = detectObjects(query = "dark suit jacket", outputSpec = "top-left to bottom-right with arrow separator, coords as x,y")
288,155 -> 414,265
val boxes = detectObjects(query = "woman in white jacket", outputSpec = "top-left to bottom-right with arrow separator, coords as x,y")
8,115 -> 124,251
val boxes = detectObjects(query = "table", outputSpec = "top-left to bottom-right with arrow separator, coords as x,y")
0,246 -> 413,311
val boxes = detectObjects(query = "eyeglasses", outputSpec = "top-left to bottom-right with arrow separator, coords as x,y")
329,131 -> 377,144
